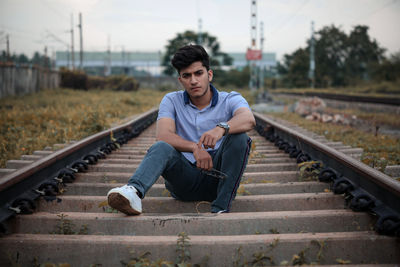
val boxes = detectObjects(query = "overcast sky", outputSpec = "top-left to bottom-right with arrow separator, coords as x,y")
1,0 -> 399,61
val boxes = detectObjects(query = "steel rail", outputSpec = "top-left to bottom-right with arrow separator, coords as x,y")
254,112 -> 400,217
0,108 -> 158,224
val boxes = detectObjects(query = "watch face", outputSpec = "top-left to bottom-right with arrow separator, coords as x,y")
219,122 -> 228,128
218,122 -> 229,135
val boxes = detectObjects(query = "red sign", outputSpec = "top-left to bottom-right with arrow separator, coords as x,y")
246,49 -> 262,60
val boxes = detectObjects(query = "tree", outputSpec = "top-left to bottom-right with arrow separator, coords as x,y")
213,66 -> 250,88
16,53 -> 30,64
283,48 -> 310,88
370,51 -> 400,82
345,25 -> 385,83
31,52 -> 43,66
277,24 -> 387,88
0,50 -> 6,62
314,25 -> 348,87
161,30 -> 232,76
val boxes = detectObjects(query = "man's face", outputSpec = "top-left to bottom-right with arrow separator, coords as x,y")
178,61 -> 213,99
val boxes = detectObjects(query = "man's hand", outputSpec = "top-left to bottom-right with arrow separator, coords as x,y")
198,127 -> 225,149
193,144 -> 213,170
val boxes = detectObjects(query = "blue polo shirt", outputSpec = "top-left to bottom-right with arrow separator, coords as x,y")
157,84 -> 251,163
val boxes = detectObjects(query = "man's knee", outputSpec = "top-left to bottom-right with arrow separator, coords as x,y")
226,133 -> 250,150
148,141 -> 175,155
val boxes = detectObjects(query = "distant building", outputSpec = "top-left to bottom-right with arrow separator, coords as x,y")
55,51 -> 276,77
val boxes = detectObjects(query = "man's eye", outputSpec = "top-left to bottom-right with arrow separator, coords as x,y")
195,71 -> 203,76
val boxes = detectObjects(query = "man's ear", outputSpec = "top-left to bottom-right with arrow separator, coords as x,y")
208,69 -> 213,82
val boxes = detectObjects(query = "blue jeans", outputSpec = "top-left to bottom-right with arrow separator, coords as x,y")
128,133 -> 252,212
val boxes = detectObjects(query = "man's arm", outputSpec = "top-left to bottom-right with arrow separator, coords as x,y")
199,107 -> 255,149
227,107 -> 256,134
156,118 -> 214,170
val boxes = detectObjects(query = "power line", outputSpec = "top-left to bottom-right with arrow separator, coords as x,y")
350,0 -> 399,24
38,0 -> 69,21
268,0 -> 310,36
0,25 -> 39,38
45,30 -> 69,47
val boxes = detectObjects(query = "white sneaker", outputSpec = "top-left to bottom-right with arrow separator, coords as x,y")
107,185 -> 142,215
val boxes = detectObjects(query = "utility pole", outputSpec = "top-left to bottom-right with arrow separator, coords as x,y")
78,12 -> 83,70
121,46 -> 126,74
197,18 -> 202,45
44,46 -> 48,68
70,14 -> 75,70
66,45 -> 70,69
105,35 -> 111,76
259,21 -> 264,92
308,21 -> 315,88
6,34 -> 10,62
249,0 -> 258,92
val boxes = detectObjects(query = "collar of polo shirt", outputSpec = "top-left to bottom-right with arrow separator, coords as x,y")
183,84 -> 219,107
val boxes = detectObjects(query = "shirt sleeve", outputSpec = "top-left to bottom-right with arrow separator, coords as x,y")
157,94 -> 176,121
227,91 -> 251,116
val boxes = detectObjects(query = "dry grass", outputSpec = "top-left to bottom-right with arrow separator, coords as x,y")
0,88 -> 166,168
0,87 -> 254,168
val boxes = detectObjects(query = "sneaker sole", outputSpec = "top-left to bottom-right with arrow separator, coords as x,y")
107,193 -> 141,215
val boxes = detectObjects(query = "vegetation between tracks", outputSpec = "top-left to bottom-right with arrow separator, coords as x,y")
270,112 -> 400,171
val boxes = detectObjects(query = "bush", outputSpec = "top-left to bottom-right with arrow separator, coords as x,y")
86,76 -> 107,89
105,75 -> 140,91
61,69 -> 140,91
60,68 -> 88,90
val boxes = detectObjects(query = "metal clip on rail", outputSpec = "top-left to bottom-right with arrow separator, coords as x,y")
71,160 -> 89,173
57,168 -> 76,183
83,154 -> 98,165
9,198 -> 36,214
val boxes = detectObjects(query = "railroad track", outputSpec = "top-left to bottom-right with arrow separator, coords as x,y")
270,92 -> 400,106
0,109 -> 399,266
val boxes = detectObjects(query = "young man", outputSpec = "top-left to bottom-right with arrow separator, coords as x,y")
107,44 -> 255,214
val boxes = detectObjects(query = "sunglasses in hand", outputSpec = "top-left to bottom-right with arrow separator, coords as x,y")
201,168 -> 228,180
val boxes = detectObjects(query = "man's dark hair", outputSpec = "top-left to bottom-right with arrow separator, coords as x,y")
171,44 -> 210,74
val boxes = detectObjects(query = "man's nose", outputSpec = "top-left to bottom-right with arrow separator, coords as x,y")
190,74 -> 198,84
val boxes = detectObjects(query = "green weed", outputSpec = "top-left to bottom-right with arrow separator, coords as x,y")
298,161 -> 323,181
50,213 -> 89,235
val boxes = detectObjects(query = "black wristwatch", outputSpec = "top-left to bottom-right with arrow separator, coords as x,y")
217,122 -> 230,136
